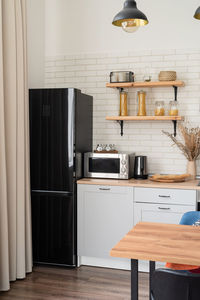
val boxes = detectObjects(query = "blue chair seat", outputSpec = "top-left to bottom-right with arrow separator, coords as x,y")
179,211 -> 200,226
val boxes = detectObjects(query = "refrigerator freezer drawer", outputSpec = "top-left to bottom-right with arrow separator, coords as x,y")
31,191 -> 76,267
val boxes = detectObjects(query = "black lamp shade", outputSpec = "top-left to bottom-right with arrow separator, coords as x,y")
112,0 -> 148,27
194,6 -> 200,20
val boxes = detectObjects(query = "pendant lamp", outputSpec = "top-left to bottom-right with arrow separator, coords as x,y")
112,0 -> 148,33
194,7 -> 200,20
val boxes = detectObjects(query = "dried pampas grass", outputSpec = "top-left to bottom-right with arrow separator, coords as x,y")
162,124 -> 200,161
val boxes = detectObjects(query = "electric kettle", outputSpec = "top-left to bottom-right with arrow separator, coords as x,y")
134,156 -> 148,179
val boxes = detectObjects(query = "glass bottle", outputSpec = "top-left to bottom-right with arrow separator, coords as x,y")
120,91 -> 128,116
155,101 -> 165,116
137,90 -> 146,116
169,101 -> 179,116
143,66 -> 151,82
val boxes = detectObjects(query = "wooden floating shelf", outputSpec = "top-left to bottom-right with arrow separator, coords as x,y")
106,80 -> 185,89
106,116 -> 184,121
106,80 -> 185,136
106,82 -> 133,88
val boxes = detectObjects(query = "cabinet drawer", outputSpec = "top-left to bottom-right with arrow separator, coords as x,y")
78,184 -> 133,195
134,202 -> 196,225
134,187 -> 196,206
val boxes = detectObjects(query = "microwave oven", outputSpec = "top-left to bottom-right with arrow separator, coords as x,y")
84,152 -> 135,179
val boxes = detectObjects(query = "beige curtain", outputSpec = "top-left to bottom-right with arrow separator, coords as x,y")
0,0 -> 32,291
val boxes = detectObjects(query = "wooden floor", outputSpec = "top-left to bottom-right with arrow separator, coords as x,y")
0,266 -> 149,300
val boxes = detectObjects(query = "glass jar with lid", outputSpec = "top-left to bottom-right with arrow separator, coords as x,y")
154,101 -> 165,116
120,91 -> 128,116
137,90 -> 146,116
169,101 -> 179,116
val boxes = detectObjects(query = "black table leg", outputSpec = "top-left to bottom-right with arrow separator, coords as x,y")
131,259 -> 138,300
149,261 -> 155,300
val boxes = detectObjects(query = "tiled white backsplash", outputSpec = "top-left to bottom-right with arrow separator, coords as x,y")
45,49 -> 200,175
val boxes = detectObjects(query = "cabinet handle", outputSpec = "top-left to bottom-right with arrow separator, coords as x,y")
158,207 -> 171,210
158,195 -> 171,198
99,188 -> 111,191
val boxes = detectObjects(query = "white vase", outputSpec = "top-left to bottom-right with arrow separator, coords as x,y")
187,160 -> 196,179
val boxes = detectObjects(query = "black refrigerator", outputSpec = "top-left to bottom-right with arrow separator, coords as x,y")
29,88 -> 93,267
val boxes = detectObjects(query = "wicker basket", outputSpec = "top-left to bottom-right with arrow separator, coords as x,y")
158,71 -> 177,81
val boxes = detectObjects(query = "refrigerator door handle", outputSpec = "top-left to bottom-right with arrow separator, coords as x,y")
32,190 -> 73,197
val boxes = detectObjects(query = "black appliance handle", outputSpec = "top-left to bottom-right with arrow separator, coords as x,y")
32,190 -> 73,197
139,156 -> 145,176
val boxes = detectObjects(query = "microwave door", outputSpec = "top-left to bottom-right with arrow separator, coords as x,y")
89,158 -> 120,173
86,157 -> 122,179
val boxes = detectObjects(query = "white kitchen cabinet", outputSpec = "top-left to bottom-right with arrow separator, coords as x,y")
77,183 -> 198,271
77,184 -> 134,269
134,202 -> 196,225
134,187 -> 197,271
134,187 -> 197,225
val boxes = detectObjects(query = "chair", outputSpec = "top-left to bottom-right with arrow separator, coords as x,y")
179,211 -> 200,226
151,211 -> 200,300
151,268 -> 200,300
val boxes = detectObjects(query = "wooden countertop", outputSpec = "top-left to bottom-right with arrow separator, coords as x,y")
110,222 -> 200,265
77,178 -> 200,190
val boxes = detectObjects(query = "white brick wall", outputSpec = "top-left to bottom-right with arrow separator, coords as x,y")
45,49 -> 200,175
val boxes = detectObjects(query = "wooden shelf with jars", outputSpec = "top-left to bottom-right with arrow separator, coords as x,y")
105,80 -> 185,136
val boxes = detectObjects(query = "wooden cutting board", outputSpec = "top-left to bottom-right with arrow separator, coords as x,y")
149,178 -> 186,183
149,173 -> 190,183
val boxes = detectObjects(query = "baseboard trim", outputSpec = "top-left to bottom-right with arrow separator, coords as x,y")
78,256 -> 131,270
78,256 -> 164,272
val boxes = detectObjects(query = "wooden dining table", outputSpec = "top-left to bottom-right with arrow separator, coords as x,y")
110,222 -> 200,300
